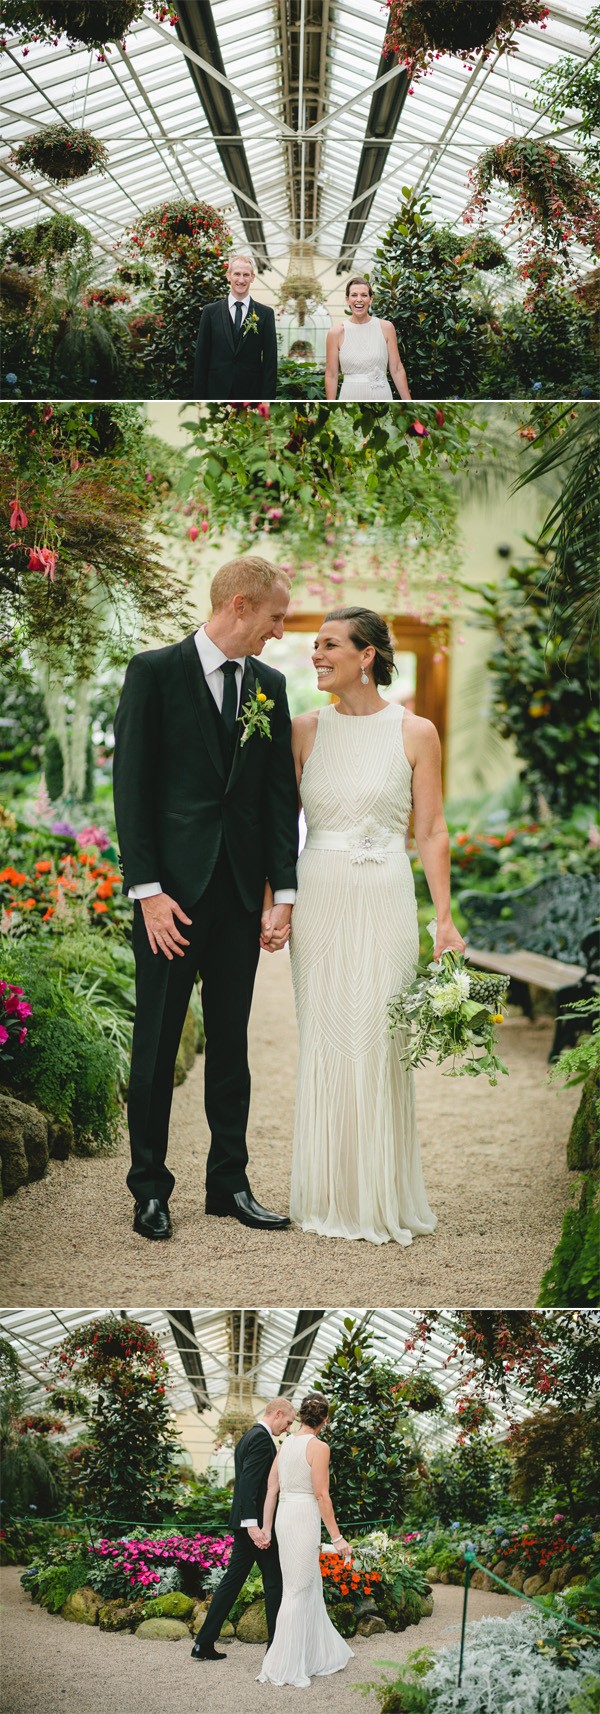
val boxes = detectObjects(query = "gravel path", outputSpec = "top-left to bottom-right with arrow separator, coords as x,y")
0,1564 -> 523,1714
0,952 -> 578,1308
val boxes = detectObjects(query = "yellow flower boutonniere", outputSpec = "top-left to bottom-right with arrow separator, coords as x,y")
242,308 -> 260,339
239,683 -> 274,746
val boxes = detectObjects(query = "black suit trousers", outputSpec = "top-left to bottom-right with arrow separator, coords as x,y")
195,1529 -> 282,1648
126,852 -> 261,1204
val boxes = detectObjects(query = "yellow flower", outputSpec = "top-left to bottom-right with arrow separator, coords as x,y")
492,1012 -> 504,1024
257,692 -> 267,704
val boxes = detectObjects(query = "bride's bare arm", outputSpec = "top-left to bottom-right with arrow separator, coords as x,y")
291,710 -> 319,795
262,1458 -> 280,1538
406,714 -> 464,960
382,321 -> 411,399
325,327 -> 342,400
308,1441 -> 351,1556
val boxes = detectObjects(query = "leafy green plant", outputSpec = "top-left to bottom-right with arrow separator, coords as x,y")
507,1408 -> 600,1521
370,193 -> 485,396
1,1 -> 179,52
538,1177 -> 600,1309
317,1318 -> 415,1526
9,126 -> 109,186
0,943 -> 122,1151
427,1440 -> 512,1526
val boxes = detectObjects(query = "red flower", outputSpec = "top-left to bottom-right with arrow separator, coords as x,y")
10,500 -> 28,530
28,546 -> 58,580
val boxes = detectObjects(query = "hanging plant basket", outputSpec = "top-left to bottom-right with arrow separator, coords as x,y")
1,2 -> 179,53
130,199 -> 231,262
465,138 -> 600,266
392,1372 -> 444,1413
384,1 -> 549,77
10,124 -> 109,185
280,273 -> 326,312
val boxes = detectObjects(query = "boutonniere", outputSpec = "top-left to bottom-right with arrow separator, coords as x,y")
242,308 -> 260,339
239,683 -> 274,745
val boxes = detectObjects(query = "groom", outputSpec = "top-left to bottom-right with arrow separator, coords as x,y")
194,253 -> 278,399
191,1398 -> 295,1661
113,555 -> 298,1241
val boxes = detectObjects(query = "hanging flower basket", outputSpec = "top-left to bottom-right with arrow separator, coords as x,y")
465,138 -> 600,265
84,285 -> 131,307
384,1 -> 549,77
130,199 -> 231,263
10,125 -> 109,185
1,2 -> 179,53
280,274 -> 326,311
392,1372 -> 444,1413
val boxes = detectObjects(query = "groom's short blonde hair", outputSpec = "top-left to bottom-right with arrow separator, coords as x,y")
210,555 -> 291,611
264,1396 -> 295,1418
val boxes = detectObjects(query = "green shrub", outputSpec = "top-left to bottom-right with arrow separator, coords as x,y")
567,1069 -> 600,1174
427,1440 -> 512,1526
0,944 -> 121,1150
327,1598 -> 357,1637
28,1555 -> 90,1613
538,1176 -> 600,1308
44,733 -> 64,801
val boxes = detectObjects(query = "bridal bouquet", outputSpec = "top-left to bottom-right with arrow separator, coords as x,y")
388,949 -> 509,1085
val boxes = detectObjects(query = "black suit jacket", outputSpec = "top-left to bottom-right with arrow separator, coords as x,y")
228,1424 -> 277,1530
112,634 -> 298,912
194,297 -> 278,400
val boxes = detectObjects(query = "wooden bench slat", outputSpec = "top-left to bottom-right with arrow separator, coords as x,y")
465,945 -> 587,991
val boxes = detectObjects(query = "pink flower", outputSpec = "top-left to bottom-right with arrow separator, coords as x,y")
200,520 -> 209,534
28,546 -> 58,580
188,524 -> 199,541
0,1025 -> 8,1046
10,500 -> 28,530
19,1026 -> 27,1044
257,402 -> 270,417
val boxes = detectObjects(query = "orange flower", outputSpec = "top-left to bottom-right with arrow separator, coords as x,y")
23,897 -> 37,910
42,907 -> 55,921
96,880 -> 114,899
93,900 -> 108,914
340,1584 -> 349,1595
35,859 -> 53,874
0,866 -> 27,885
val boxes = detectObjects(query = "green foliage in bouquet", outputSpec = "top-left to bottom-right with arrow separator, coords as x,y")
388,950 -> 509,1084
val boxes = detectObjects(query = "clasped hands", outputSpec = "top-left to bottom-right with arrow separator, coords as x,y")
247,1525 -> 271,1549
260,885 -> 292,954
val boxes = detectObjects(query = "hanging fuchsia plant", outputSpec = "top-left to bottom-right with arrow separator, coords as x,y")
465,137 -> 600,274
384,1 -> 549,77
1,3 -> 179,54
10,124 -> 109,185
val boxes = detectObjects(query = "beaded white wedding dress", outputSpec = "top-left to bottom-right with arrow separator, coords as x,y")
289,702 -> 437,1245
338,316 -> 393,399
257,1434 -> 353,1688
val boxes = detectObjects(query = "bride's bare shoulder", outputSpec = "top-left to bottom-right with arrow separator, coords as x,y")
402,709 -> 440,765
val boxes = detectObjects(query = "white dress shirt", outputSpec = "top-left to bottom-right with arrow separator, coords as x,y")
241,1418 -> 276,1528
228,292 -> 251,324
129,627 -> 295,904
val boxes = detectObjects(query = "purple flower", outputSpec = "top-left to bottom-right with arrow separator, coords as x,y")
50,820 -> 77,839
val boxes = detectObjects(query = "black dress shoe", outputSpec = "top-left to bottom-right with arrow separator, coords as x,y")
190,1642 -> 226,1660
133,1198 -> 172,1240
204,1187 -> 290,1230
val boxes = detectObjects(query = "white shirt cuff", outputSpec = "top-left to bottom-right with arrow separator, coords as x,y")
273,890 -> 296,905
129,882 -> 163,899
241,1518 -> 258,1528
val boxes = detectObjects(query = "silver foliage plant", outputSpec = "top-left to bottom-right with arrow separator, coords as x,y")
424,1610 -> 600,1713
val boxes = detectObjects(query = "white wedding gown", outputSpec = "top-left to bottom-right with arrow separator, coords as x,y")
257,1434 -> 353,1688
338,316 -> 393,399
289,703 -> 437,1245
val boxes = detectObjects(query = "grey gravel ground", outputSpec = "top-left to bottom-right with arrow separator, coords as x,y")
0,1565 -> 523,1714
0,951 -> 578,1308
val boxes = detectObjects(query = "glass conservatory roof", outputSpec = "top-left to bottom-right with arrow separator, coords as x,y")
0,1306 -> 548,1451
0,1 -> 597,297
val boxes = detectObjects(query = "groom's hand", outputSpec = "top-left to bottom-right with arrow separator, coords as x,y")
141,893 -> 192,960
247,1526 -> 269,1549
260,903 -> 292,953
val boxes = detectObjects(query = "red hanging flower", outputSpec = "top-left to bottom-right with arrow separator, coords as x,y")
10,499 -> 28,530
28,546 -> 58,581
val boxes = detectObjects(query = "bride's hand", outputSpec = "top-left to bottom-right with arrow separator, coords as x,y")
333,1536 -> 352,1561
433,920 -> 465,961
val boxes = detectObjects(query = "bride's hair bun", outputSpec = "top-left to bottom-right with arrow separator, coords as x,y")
325,607 -> 396,688
299,1392 -> 329,1428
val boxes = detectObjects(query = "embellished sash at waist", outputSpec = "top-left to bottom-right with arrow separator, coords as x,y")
304,826 -> 406,864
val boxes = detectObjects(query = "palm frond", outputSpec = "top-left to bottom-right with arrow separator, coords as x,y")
512,406 -> 600,649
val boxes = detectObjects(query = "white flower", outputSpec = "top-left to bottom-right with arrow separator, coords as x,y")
430,982 -> 463,1016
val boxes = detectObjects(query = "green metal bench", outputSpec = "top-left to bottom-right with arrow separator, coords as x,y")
458,871 -> 600,1060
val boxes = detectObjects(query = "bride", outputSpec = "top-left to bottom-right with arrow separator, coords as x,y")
257,1392 -> 353,1689
325,276 -> 411,400
263,607 -> 464,1245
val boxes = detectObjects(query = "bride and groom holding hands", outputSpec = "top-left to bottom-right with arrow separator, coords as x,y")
190,1390 -> 354,1688
113,554 -> 464,1248
193,253 -> 412,401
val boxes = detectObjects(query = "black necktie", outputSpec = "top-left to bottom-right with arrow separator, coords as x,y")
220,660 -> 239,735
233,300 -> 243,344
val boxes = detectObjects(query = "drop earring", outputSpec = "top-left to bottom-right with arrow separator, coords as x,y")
360,667 -> 369,685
